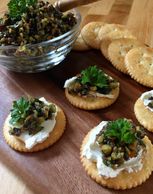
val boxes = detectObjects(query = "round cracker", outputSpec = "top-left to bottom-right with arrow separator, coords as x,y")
81,22 -> 105,49
65,86 -> 119,110
134,98 -> 153,132
73,33 -> 91,51
80,129 -> 153,190
108,38 -> 144,74
100,30 -> 136,60
98,23 -> 126,41
3,106 -> 66,152
125,47 -> 153,87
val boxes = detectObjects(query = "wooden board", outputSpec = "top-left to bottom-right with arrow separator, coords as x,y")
1,0 -> 153,194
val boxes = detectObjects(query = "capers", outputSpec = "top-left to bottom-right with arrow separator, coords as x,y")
101,144 -> 112,156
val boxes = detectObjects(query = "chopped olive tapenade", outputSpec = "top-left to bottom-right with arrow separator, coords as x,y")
68,66 -> 118,97
0,0 -> 77,46
96,119 -> 146,169
9,97 -> 56,136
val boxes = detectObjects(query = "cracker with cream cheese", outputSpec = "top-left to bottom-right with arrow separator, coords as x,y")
134,97 -> 153,132
64,66 -> 120,110
80,125 -> 153,189
3,104 -> 66,152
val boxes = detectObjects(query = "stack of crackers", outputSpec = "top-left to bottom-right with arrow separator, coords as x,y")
73,22 -> 153,88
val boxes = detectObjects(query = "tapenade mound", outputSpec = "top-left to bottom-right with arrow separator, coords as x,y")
0,0 -> 77,46
3,96 -> 66,152
64,65 -> 120,110
80,118 -> 153,189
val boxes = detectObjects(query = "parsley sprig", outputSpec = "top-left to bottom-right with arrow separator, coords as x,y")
9,97 -> 30,125
104,119 -> 135,145
80,66 -> 109,88
8,0 -> 38,21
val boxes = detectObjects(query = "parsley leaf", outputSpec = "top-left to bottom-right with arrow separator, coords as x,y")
8,0 -> 38,20
9,97 -> 30,125
80,66 -> 109,88
104,119 -> 135,145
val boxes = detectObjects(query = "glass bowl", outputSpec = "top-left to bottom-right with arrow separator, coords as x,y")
0,9 -> 81,73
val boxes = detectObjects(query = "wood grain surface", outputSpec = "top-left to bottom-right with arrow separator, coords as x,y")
1,0 -> 153,194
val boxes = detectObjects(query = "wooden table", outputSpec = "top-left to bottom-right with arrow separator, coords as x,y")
1,0 -> 153,194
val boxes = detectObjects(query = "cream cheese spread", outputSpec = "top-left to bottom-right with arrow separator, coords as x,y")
64,76 -> 78,88
7,97 -> 57,149
140,90 -> 153,112
82,121 -> 143,178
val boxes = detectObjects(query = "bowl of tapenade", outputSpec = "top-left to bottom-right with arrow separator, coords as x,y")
0,0 -> 81,72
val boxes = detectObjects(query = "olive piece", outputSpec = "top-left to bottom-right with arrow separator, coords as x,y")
101,144 -> 112,156
111,152 -> 124,160
97,135 -> 104,144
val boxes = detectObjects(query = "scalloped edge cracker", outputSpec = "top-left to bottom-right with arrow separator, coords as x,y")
125,47 -> 153,87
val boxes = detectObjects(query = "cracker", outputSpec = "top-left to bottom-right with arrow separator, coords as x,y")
81,22 -> 105,49
65,87 -> 119,110
134,98 -> 153,132
108,38 -> 144,74
98,23 -> 126,41
80,129 -> 153,190
100,30 -> 136,60
73,33 -> 91,51
125,47 -> 153,87
3,106 -> 66,152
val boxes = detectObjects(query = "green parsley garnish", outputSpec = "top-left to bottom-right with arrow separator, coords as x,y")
104,119 -> 135,145
80,66 -> 109,88
9,97 -> 30,125
8,0 -> 38,21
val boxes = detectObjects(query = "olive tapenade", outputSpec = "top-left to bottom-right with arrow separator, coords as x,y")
96,119 -> 146,169
9,97 -> 56,136
0,0 -> 77,46
67,66 -> 118,97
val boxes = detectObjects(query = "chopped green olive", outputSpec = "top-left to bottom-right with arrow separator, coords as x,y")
97,135 -> 104,144
101,144 -> 112,156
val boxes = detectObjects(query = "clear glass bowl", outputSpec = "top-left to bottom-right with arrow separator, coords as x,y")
0,9 -> 81,73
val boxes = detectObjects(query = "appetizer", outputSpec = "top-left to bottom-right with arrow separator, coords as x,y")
80,118 -> 153,189
135,90 -> 153,132
3,96 -> 66,152
64,65 -> 120,110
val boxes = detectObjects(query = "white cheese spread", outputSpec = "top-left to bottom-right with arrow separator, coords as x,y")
7,97 -> 57,149
140,90 -> 153,112
64,76 -> 78,88
82,121 -> 143,178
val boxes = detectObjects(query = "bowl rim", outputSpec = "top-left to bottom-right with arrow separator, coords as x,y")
0,8 -> 81,49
